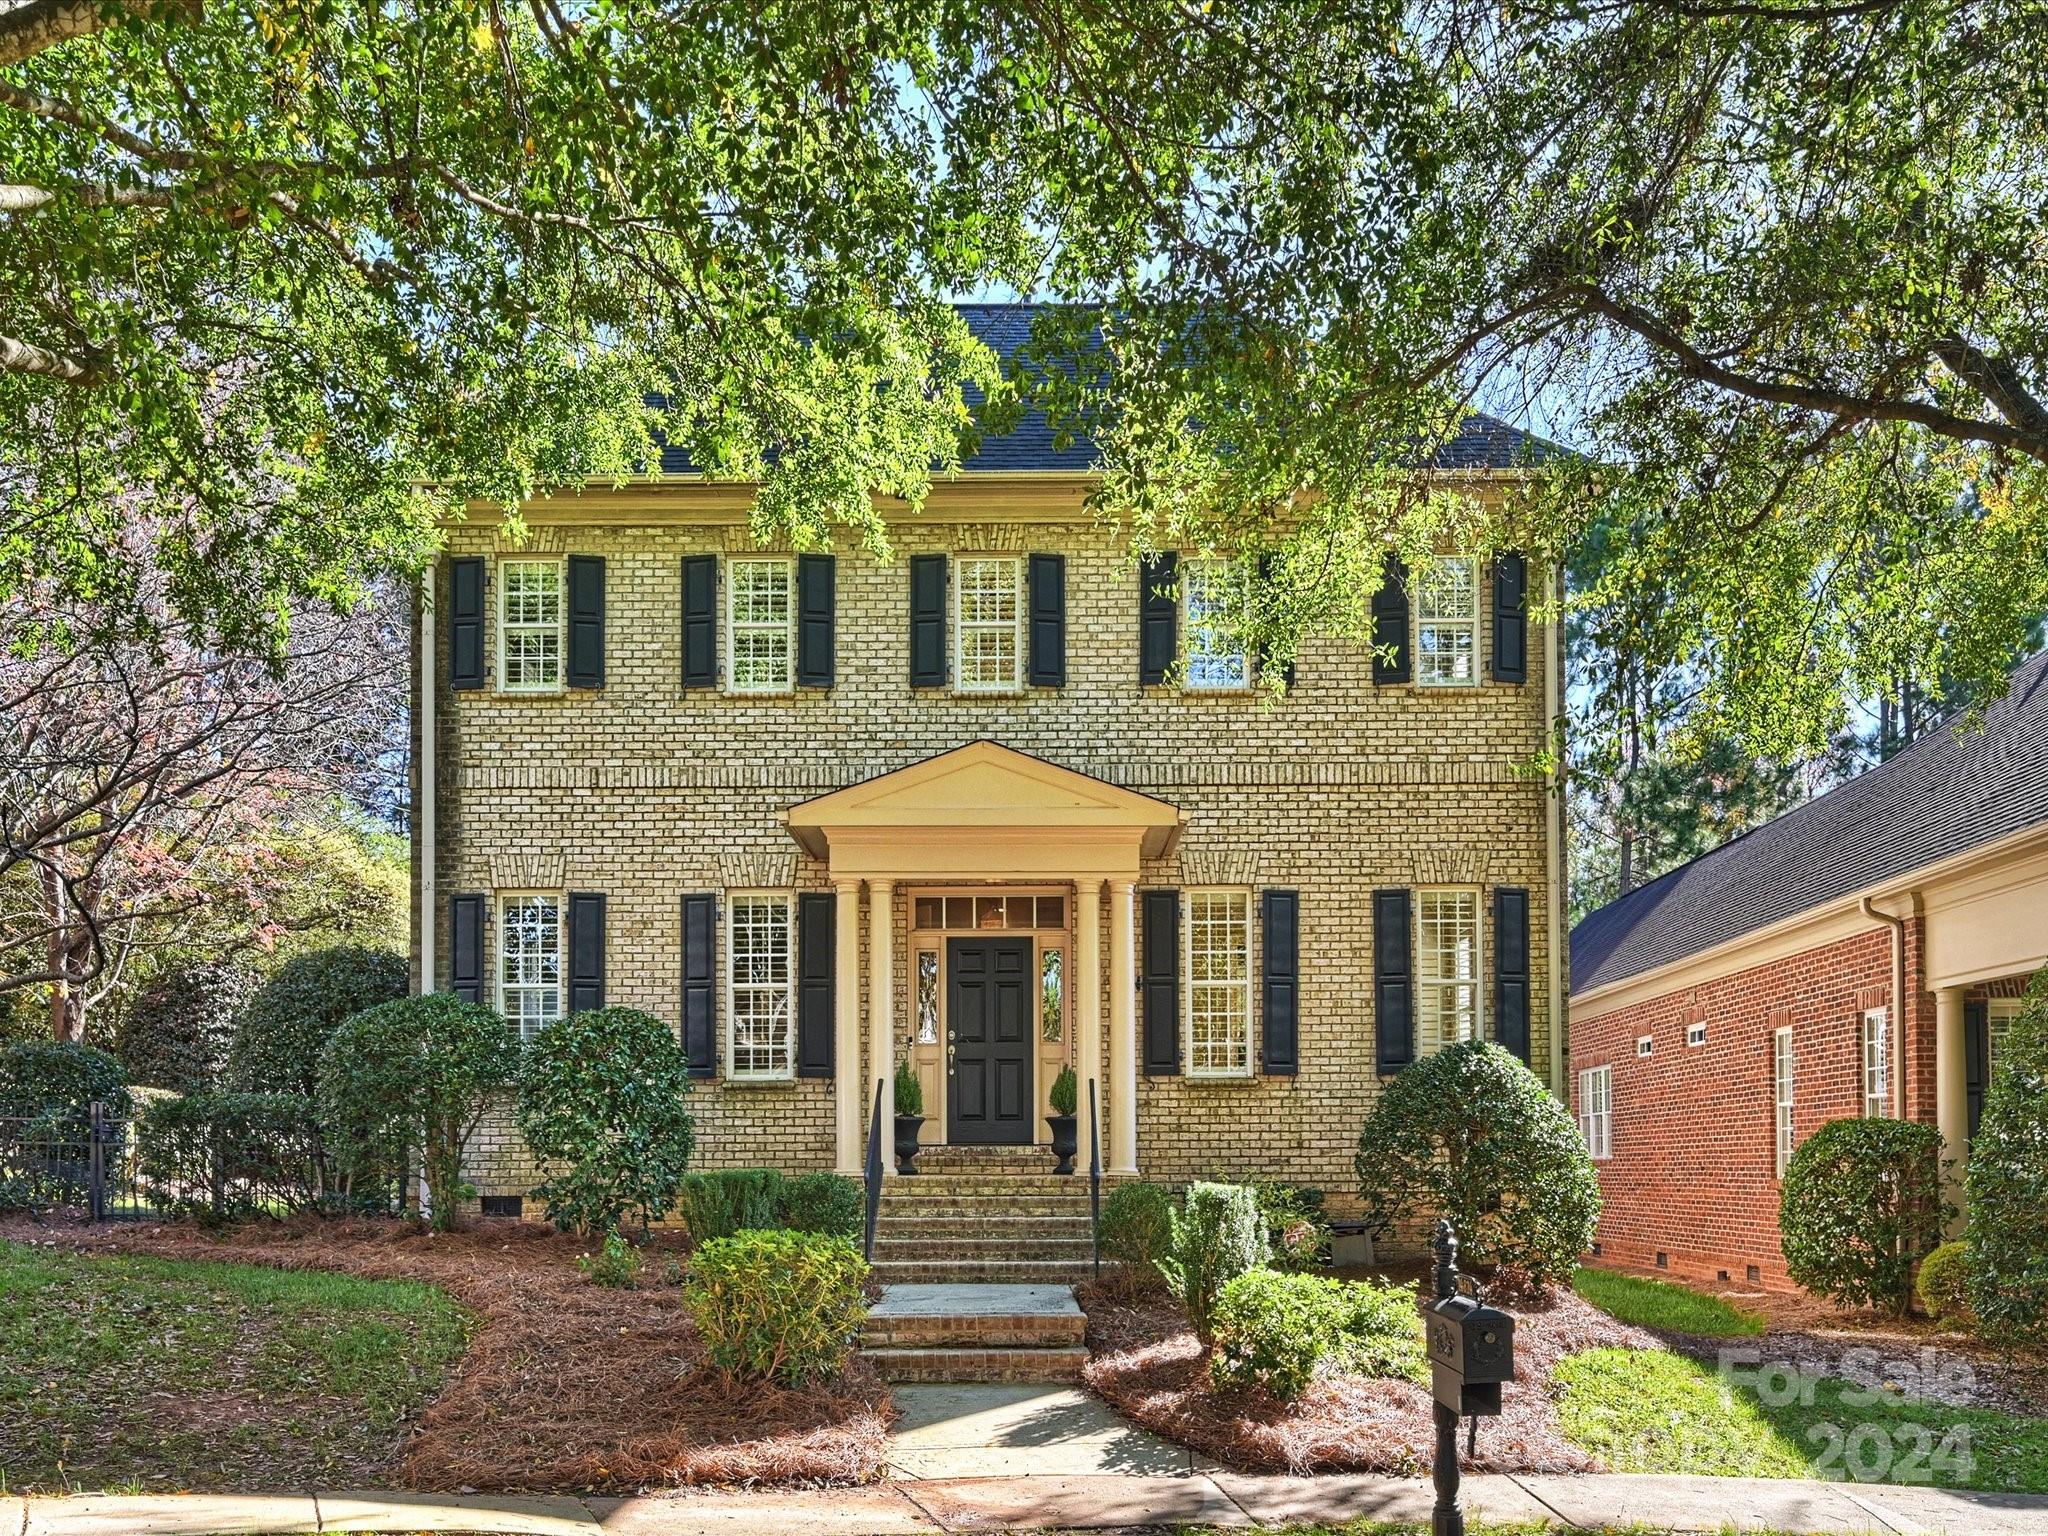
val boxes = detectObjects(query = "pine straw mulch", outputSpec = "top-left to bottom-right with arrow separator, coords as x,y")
0,1214 -> 892,1493
1076,1270 -> 1659,1477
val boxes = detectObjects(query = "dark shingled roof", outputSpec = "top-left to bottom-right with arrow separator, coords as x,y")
656,301 -> 1565,475
1570,648 -> 2048,994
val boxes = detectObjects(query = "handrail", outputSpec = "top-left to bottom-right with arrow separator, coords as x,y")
1087,1078 -> 1101,1279
862,1076 -> 886,1261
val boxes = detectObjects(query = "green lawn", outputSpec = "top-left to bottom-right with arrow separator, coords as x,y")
0,1239 -> 471,1493
1572,1266 -> 1766,1336
1556,1345 -> 2048,1493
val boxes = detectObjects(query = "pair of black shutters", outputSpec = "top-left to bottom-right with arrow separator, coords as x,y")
681,555 -> 836,689
448,892 -> 607,1014
1371,886 -> 1532,1074
1136,553 -> 1295,688
1137,889 -> 1301,1076
447,556 -> 607,691
909,553 -> 1067,688
1369,551 -> 1530,685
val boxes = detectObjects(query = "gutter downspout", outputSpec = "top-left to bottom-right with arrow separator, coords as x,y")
1546,558 -> 1567,1096
418,567 -> 437,998
1860,895 -> 1908,1119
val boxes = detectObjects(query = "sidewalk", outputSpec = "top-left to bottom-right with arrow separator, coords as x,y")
13,1472 -> 2048,1536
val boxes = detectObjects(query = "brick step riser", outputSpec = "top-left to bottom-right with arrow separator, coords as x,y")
861,1318 -> 1088,1350
873,1225 -> 1094,1244
882,1178 -> 1092,1196
872,1242 -> 1094,1264
871,1262 -> 1096,1285
864,1346 -> 1088,1384
877,1203 -> 1094,1221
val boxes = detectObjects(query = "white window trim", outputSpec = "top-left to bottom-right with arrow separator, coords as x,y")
1773,1025 -> 1796,1176
952,554 -> 1024,694
496,557 -> 565,694
725,889 -> 796,1082
1579,1065 -> 1612,1160
1183,886 -> 1253,1079
1686,1021 -> 1707,1047
1182,559 -> 1252,693
1415,886 -> 1483,1055
1987,997 -> 2022,1077
1415,554 -> 1480,689
496,889 -> 564,1043
725,556 -> 795,695
1862,1006 -> 1893,1118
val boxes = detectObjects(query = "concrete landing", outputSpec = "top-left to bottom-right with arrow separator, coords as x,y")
886,1383 -> 1188,1478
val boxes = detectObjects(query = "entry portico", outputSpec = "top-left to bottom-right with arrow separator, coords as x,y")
783,742 -> 1182,1177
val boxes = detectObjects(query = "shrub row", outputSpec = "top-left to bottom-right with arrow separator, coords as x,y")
678,1168 -> 863,1242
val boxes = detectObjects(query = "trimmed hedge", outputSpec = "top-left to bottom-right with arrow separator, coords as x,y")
0,1041 -> 132,1127
134,1091 -> 325,1220
228,945 -> 409,1096
780,1172 -> 863,1239
685,1229 -> 868,1386
114,960 -> 259,1090
1917,1240 -> 1971,1323
1780,1117 -> 1948,1314
1101,1181 -> 1177,1289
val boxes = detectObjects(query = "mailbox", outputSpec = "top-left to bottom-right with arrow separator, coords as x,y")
1424,1289 -> 1516,1417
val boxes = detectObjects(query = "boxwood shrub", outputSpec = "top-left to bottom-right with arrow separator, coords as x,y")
779,1171 -> 863,1239
1780,1117 -> 1947,1314
1209,1270 -> 1425,1400
684,1229 -> 869,1386
1917,1240 -> 1971,1323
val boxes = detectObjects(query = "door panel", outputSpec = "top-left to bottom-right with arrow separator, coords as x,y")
948,936 -> 1035,1144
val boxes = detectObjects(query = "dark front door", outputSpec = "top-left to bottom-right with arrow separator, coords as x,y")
947,936 -> 1034,1144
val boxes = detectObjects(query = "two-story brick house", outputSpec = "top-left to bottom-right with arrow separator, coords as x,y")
413,304 -> 1567,1217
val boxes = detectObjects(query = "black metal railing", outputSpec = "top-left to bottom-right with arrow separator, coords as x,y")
1087,1078 -> 1101,1278
862,1076 -> 886,1261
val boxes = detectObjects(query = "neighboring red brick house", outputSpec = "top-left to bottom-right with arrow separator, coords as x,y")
1568,651 -> 2048,1291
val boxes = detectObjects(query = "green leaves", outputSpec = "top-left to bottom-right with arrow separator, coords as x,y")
1779,1117 -> 1949,1314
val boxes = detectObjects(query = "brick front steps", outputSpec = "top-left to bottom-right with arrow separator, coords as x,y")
862,1282 -> 1089,1384
871,1149 -> 1099,1286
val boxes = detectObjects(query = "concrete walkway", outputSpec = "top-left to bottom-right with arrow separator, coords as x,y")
12,1474 -> 2048,1535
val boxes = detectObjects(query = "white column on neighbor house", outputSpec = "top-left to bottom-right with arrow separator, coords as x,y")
1108,877 -> 1139,1175
868,879 -> 896,1141
834,878 -> 864,1174
1935,984 -> 1969,1233
1075,880 -> 1104,1164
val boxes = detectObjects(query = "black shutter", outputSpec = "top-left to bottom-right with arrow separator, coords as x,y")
681,556 -> 717,688
1374,888 -> 1413,1074
797,893 -> 835,1078
448,557 -> 487,690
449,894 -> 485,1003
1138,552 -> 1179,686
566,555 -> 605,689
1028,553 -> 1067,687
567,892 -> 606,1013
1254,553 -> 1296,689
682,893 -> 717,1077
1491,551 -> 1528,684
909,554 -> 948,688
1493,886 -> 1531,1063
797,554 -> 835,688
1371,554 -> 1411,685
1966,998 -> 1989,1140
1260,889 -> 1299,1076
1141,888 -> 1181,1075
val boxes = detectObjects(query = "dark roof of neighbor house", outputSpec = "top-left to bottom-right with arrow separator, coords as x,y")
1570,648 -> 2048,995
655,302 -> 1566,475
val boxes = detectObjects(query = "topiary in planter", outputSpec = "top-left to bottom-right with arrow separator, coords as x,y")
1159,1181 -> 1268,1346
1780,1117 -> 1948,1315
1966,973 -> 2048,1346
685,1229 -> 869,1386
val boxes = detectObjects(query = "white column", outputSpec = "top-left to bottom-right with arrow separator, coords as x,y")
1075,880 -> 1103,1167
1108,878 -> 1138,1175
834,879 -> 863,1174
869,879 -> 896,1142
1935,985 -> 1968,1234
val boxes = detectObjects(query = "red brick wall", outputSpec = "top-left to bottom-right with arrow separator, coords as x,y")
1568,918 -> 1934,1291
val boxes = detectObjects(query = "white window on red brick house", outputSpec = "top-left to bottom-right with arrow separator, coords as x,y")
728,892 -> 794,1079
1988,997 -> 2021,1075
1183,559 -> 1250,691
1687,1020 -> 1707,1047
1415,888 -> 1480,1053
1862,1006 -> 1892,1117
1416,555 -> 1479,687
727,557 -> 794,693
498,559 -> 563,691
954,556 -> 1023,692
1184,888 -> 1252,1076
1578,1065 -> 1612,1159
1773,1025 -> 1796,1175
498,892 -> 562,1041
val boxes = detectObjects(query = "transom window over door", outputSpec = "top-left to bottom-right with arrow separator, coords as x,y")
728,558 -> 793,692
1185,888 -> 1251,1076
1184,560 -> 1249,690
499,560 -> 563,691
1416,556 -> 1479,687
955,557 -> 1022,691
499,893 -> 562,1041
728,893 -> 794,1079
1416,888 -> 1480,1052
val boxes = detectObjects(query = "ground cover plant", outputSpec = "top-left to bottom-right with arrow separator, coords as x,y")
1571,1267 -> 1766,1337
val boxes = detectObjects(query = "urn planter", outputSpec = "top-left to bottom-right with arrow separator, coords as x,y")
893,1113 -> 926,1174
1046,1113 -> 1079,1175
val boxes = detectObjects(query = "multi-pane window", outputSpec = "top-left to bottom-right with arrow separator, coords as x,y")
1773,1026 -> 1796,1176
728,893 -> 794,1079
1416,556 -> 1479,687
498,561 -> 563,691
727,558 -> 793,692
1184,560 -> 1249,690
1416,888 -> 1481,1053
1862,1007 -> 1892,1118
498,894 -> 561,1042
1988,998 -> 2020,1078
1185,889 -> 1252,1077
1578,1065 -> 1612,1160
955,557 -> 1022,691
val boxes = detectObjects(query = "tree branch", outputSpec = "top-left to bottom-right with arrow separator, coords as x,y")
0,0 -> 200,67
0,331 -> 100,384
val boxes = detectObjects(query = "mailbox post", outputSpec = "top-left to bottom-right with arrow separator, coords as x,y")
1423,1220 -> 1515,1536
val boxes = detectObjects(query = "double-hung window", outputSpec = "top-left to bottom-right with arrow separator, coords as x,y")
499,560 -> 564,691
499,893 -> 562,1042
1987,998 -> 2021,1077
1184,560 -> 1250,690
1862,1006 -> 1893,1118
1772,1026 -> 1796,1175
955,556 -> 1022,692
1416,555 -> 1479,687
727,558 -> 794,692
1578,1065 -> 1612,1159
1416,888 -> 1481,1053
727,892 -> 794,1079
1185,888 -> 1252,1077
